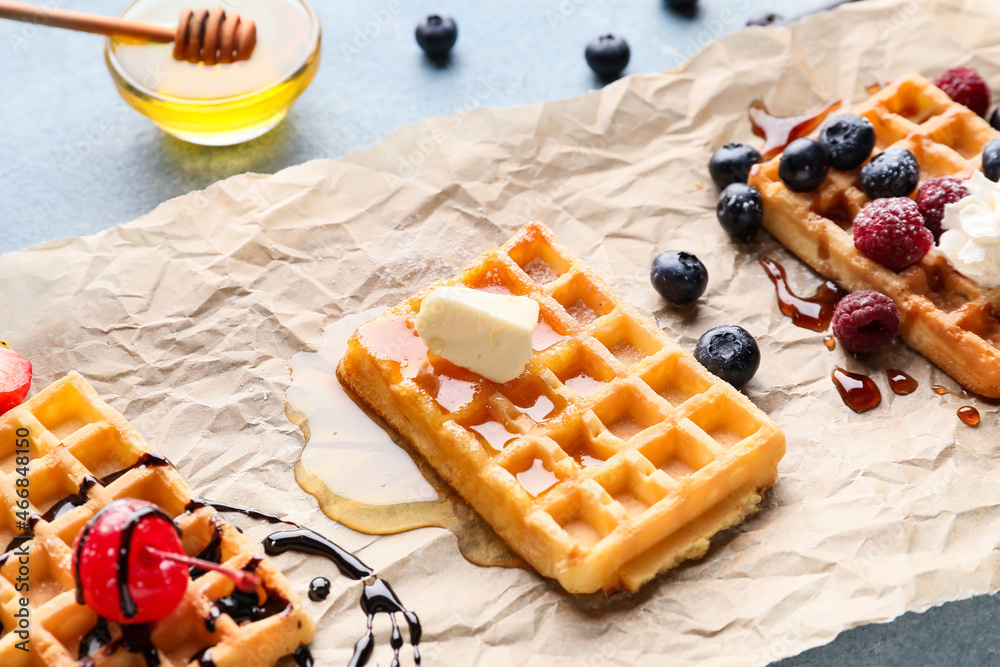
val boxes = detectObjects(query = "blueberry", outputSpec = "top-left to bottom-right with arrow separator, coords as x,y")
716,183 -> 763,242
778,138 -> 829,192
665,0 -> 698,11
818,114 -> 876,171
415,14 -> 458,56
585,35 -> 630,79
860,147 -> 920,199
709,143 -> 762,189
990,107 -> 1000,132
695,325 -> 761,388
650,251 -> 708,305
983,138 -> 1000,182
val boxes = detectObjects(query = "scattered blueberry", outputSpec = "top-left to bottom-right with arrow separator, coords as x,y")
990,107 -> 1000,132
859,147 -> 920,199
415,14 -> 458,57
695,325 -> 761,388
983,138 -> 1000,182
650,251 -> 708,305
716,183 -> 763,242
778,138 -> 829,192
818,114 -> 876,171
665,0 -> 698,9
585,35 -> 630,79
709,143 -> 762,189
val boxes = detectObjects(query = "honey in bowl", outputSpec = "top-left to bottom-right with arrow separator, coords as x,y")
106,0 -> 320,145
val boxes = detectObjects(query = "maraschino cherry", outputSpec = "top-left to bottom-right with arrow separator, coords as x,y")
73,498 -> 259,624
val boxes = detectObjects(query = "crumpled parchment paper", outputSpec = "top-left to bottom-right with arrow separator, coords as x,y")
4,0 -> 1000,664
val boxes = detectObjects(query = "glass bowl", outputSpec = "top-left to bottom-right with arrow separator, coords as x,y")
105,0 -> 321,146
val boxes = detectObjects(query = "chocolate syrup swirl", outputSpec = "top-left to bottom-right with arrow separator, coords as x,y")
263,529 -> 421,667
42,475 -> 97,522
78,619 -> 160,667
98,451 -> 171,487
200,501 -> 423,666
309,576 -> 331,601
186,498 -> 300,526
264,529 -> 372,580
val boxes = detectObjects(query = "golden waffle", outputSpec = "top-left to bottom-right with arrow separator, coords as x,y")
0,372 -> 316,666
338,222 -> 786,594
750,73 -> 1000,397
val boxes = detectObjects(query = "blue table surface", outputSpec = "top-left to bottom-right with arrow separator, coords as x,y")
3,1 -> 999,664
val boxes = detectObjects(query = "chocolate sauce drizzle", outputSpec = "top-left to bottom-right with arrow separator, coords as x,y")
43,475 -> 97,522
264,529 -> 372,580
197,500 -> 422,666
78,619 -> 160,667
264,529 -> 421,666
203,555 -> 290,631
186,498 -> 300,526
98,451 -> 171,487
189,523 -> 223,578
309,576 -> 331,601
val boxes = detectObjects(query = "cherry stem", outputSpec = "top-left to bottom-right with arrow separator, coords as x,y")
143,546 -> 260,593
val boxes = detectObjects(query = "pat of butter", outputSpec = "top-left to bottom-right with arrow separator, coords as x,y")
415,286 -> 539,384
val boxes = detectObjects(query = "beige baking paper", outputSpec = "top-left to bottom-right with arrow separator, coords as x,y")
5,0 -> 1000,664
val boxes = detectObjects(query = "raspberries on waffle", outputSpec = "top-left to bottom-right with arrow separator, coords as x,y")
915,176 -> 969,241
852,198 -> 933,272
935,66 -> 990,117
832,290 -> 900,354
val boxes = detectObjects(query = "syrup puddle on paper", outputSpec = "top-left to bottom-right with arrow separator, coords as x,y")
286,308 -> 525,570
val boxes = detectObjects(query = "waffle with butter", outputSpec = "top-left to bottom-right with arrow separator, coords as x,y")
750,73 -> 1000,397
0,372 -> 316,667
338,222 -> 786,594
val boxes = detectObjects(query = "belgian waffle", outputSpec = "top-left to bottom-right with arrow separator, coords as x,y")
0,372 -> 316,666
338,222 -> 786,594
749,73 -> 1000,397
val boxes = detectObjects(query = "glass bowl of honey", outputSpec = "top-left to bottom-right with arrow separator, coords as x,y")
106,0 -> 321,146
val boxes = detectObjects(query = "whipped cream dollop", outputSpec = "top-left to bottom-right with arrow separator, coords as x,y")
939,171 -> 1000,288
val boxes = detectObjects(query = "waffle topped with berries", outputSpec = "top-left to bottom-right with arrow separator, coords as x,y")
0,373 -> 315,666
338,222 -> 786,594
750,73 -> 1000,397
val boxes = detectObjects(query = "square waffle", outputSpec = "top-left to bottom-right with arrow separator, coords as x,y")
0,372 -> 316,666
338,222 -> 786,594
749,72 -> 1000,397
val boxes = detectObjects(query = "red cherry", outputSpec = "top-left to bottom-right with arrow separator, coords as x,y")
0,348 -> 32,416
73,499 -> 188,624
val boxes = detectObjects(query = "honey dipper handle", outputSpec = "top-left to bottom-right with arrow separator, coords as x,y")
0,0 -> 174,42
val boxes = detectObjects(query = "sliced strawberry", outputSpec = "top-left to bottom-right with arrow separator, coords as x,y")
0,348 -> 32,415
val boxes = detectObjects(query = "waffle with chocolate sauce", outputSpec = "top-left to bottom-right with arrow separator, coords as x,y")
0,372 -> 315,666
749,73 -> 1000,397
338,222 -> 786,594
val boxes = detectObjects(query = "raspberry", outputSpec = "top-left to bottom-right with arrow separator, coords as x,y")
853,198 -> 933,272
935,66 -> 990,117
915,176 -> 969,241
832,291 -> 900,354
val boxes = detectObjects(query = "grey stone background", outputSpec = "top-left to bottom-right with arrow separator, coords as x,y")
2,1 -> 998,664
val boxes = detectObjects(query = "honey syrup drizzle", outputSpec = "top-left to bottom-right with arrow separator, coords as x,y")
759,257 -> 846,332
288,309 -> 525,571
749,98 -> 842,159
886,369 -> 918,395
832,367 -> 881,413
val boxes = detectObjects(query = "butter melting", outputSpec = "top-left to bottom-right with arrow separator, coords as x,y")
287,309 -> 525,569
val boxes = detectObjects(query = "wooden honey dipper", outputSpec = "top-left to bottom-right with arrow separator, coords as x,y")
0,1 -> 256,64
